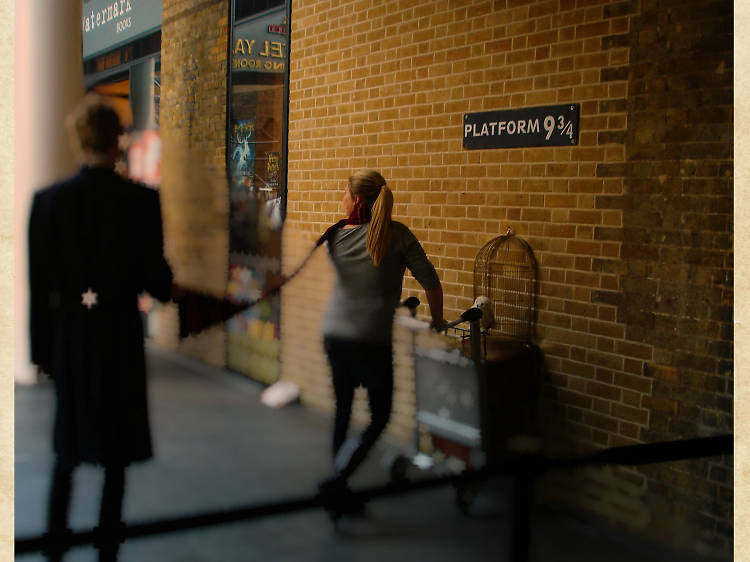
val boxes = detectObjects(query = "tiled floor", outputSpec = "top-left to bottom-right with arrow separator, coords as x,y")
15,344 -> 726,561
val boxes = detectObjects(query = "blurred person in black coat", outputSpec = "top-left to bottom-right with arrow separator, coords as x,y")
28,94 -> 173,561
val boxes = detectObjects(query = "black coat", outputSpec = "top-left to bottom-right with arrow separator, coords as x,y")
29,166 -> 173,467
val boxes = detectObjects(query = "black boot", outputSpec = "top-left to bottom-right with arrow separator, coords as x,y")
94,522 -> 124,562
318,476 -> 365,521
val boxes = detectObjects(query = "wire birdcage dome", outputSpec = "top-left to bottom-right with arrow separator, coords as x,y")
473,228 -> 537,341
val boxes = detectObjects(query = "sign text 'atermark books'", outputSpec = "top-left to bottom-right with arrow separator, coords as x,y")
82,0 -> 163,59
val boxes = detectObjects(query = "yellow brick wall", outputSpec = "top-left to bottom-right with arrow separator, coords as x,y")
282,0 -> 629,442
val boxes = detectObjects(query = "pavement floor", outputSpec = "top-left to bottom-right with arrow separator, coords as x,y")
14,343 -> 729,562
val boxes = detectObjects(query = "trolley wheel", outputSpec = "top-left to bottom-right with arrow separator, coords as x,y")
390,455 -> 411,482
455,479 -> 482,513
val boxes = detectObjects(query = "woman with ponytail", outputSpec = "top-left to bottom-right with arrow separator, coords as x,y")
319,169 -> 445,516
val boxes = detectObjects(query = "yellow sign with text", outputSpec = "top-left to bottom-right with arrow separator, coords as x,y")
232,6 -> 287,74
232,40 -> 285,72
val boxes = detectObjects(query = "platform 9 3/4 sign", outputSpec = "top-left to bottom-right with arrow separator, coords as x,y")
463,104 -> 579,150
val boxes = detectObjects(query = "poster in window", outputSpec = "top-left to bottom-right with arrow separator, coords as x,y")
230,119 -> 256,190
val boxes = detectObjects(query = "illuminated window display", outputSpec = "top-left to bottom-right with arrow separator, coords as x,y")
226,3 -> 288,383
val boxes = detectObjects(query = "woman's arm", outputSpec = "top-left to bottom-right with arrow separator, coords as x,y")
398,222 -> 446,329
425,284 -> 446,331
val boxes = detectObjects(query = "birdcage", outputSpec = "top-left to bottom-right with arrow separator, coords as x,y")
473,227 -> 537,342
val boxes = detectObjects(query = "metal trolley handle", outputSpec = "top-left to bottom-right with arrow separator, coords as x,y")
444,306 -> 482,330
397,300 -> 484,364
398,299 -> 484,331
444,306 -> 484,365
400,296 -> 420,317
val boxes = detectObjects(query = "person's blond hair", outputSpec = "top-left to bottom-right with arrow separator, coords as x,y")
349,169 -> 393,266
66,93 -> 121,157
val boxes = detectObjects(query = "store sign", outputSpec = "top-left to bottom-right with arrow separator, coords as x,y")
82,0 -> 162,59
232,6 -> 287,73
463,104 -> 579,149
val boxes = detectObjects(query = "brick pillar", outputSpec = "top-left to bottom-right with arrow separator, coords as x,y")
159,0 -> 230,366
612,0 -> 733,551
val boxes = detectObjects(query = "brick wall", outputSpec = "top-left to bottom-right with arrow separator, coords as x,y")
281,0 -> 732,554
158,0 -> 230,366
604,0 -> 733,551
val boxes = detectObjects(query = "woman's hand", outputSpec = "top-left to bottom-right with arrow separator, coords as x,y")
430,317 -> 447,332
261,272 -> 288,299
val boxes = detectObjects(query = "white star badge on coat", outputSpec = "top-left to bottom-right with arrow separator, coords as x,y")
114,159 -> 128,176
118,132 -> 131,151
81,288 -> 98,310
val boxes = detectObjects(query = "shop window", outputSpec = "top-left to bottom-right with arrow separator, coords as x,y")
226,3 -> 289,383
234,0 -> 283,22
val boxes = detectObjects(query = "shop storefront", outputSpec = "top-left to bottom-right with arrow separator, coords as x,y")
81,0 -> 291,381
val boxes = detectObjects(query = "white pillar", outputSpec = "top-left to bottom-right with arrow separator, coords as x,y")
14,0 -> 84,384
0,3 -> 13,559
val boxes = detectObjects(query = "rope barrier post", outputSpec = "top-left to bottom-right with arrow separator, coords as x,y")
509,452 -> 535,562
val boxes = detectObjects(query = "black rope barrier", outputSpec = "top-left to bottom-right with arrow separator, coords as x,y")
15,470 -> 483,555
503,433 -> 733,562
531,433 -> 734,472
584,433 -> 732,466
15,434 -> 732,557
15,495 -> 321,554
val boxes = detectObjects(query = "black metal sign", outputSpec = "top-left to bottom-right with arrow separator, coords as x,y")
463,104 -> 579,149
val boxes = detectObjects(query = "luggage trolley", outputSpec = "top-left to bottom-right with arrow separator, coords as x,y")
415,315 -> 485,469
392,229 -> 542,511
392,305 -> 490,510
394,305 -> 542,511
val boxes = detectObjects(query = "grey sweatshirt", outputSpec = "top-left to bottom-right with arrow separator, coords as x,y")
322,221 -> 440,345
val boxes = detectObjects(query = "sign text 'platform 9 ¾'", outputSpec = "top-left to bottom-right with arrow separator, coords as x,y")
463,104 -> 579,150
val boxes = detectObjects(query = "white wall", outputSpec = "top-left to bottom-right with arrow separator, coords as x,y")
14,0 -> 84,384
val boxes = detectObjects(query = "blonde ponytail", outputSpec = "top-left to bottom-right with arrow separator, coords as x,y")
348,169 -> 393,266
367,185 -> 393,266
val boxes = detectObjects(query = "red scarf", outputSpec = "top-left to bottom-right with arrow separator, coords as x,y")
317,199 -> 371,246
347,199 -> 371,225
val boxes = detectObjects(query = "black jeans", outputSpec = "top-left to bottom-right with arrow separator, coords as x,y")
324,337 -> 393,481
47,460 -> 126,561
